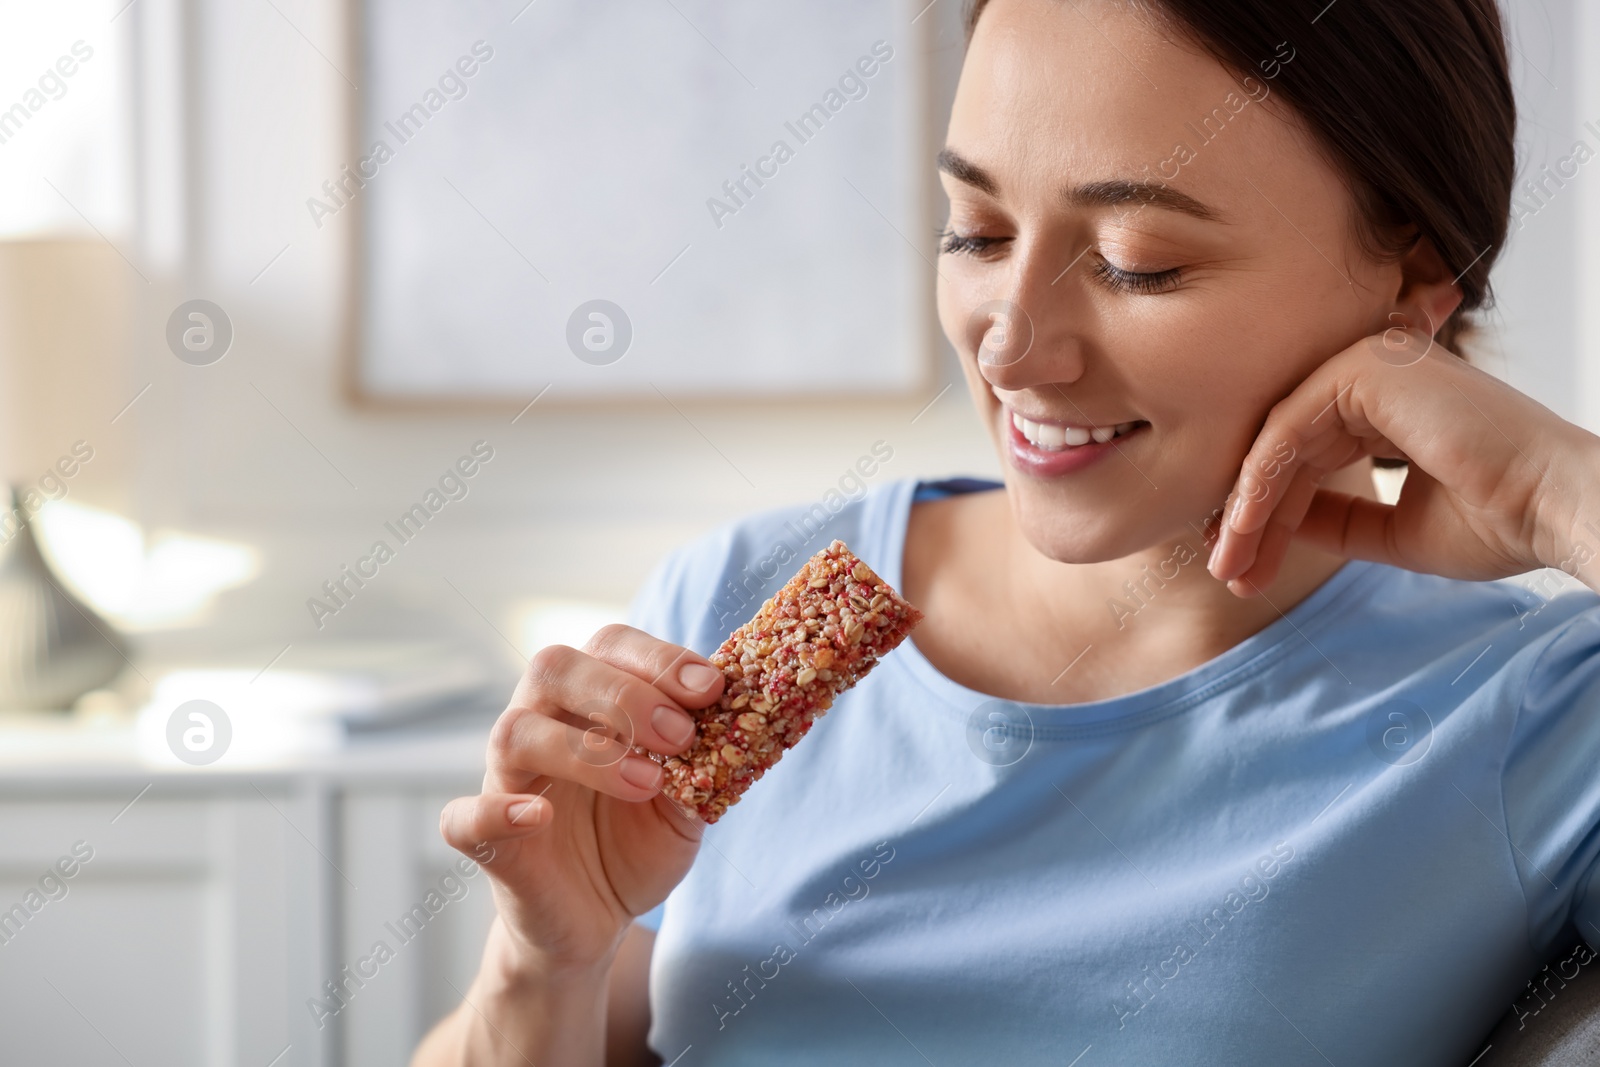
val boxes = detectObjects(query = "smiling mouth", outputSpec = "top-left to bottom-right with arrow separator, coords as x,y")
1009,410 -> 1147,451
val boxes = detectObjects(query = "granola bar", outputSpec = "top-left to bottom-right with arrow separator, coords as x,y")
652,539 -> 923,823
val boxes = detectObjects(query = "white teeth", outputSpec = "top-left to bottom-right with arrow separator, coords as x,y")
1012,411 -> 1141,450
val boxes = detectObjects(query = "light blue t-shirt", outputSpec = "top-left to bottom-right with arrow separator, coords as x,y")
628,477 -> 1600,1065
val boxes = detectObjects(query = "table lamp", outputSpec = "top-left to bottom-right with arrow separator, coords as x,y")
0,237 -> 130,710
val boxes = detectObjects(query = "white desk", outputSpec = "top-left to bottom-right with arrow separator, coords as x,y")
0,715 -> 498,1067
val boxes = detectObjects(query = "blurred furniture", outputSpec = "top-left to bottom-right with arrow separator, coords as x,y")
0,717 -> 495,1067
0,494 -> 126,709
1479,938 -> 1600,1066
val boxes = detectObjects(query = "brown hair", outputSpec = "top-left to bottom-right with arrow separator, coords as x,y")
961,0 -> 1516,354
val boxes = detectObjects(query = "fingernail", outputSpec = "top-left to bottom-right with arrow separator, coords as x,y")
508,799 -> 538,824
620,755 -> 663,790
1230,492 -> 1246,529
653,704 -> 695,747
678,662 -> 720,691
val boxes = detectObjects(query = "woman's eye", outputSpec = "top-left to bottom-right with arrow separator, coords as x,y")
936,228 -> 1009,257
935,230 -> 1181,292
1092,257 -> 1182,294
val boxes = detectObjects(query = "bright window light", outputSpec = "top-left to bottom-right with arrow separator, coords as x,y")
0,0 -> 130,239
513,598 -> 629,660
32,498 -> 260,630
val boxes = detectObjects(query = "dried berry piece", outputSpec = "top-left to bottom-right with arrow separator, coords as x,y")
643,539 -> 922,823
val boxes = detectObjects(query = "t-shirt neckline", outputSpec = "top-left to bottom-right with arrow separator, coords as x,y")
866,477 -> 1381,737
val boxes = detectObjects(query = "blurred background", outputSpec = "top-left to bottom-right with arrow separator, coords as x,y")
0,0 -> 1594,1064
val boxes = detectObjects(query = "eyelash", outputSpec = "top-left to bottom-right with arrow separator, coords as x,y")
935,228 -> 1004,258
935,227 -> 1183,294
1091,260 -> 1183,294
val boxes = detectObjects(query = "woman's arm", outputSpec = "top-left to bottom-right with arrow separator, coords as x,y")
409,625 -> 725,1067
410,917 -> 612,1066
410,921 -> 658,1067
606,924 -> 661,1067
1544,434 -> 1600,593
1209,327 -> 1600,597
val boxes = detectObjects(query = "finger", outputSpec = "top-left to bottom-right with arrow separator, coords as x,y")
439,792 -> 554,861
1224,517 -> 1297,597
1211,462 -> 1326,584
1224,335 -> 1416,543
521,642 -> 699,757
1213,364 -> 1383,585
1296,489 -> 1404,566
1226,422 -> 1326,540
487,703 -> 667,801
1210,437 -> 1321,584
582,624 -> 726,710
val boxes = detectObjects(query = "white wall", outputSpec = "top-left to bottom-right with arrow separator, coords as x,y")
1578,0 -> 1600,430
1488,0 -> 1599,426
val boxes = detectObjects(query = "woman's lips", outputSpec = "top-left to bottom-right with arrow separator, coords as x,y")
1003,408 -> 1147,478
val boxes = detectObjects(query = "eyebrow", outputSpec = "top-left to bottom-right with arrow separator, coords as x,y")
935,147 -> 1222,222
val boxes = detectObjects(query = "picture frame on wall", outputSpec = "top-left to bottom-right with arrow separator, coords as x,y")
343,0 -> 935,406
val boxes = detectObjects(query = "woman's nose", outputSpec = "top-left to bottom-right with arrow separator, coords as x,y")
970,298 -> 1033,369
969,248 -> 1088,390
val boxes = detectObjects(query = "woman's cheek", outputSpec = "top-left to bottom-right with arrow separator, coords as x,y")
935,272 -> 974,363
935,260 -> 995,357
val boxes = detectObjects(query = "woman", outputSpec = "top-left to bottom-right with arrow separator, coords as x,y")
415,0 -> 1600,1062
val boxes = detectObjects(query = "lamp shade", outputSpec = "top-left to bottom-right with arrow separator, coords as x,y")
0,238 -> 136,708
0,238 -> 132,488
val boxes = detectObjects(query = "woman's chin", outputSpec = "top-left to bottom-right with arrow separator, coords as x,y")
1003,481 -> 1217,568
1008,494 -> 1145,566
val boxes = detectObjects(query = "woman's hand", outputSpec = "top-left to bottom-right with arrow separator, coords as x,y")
1208,328 -> 1600,596
439,625 -> 723,977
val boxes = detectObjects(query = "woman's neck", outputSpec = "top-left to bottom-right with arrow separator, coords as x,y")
901,462 -> 1380,704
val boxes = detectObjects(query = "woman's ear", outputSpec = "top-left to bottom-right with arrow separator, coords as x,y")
1390,233 -> 1464,338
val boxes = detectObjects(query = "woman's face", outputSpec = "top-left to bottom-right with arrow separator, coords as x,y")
938,0 -> 1406,562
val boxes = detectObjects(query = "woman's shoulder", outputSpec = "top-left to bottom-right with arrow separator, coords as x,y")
626,477 -> 926,655
1330,563 -> 1600,703
1352,563 -> 1598,642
